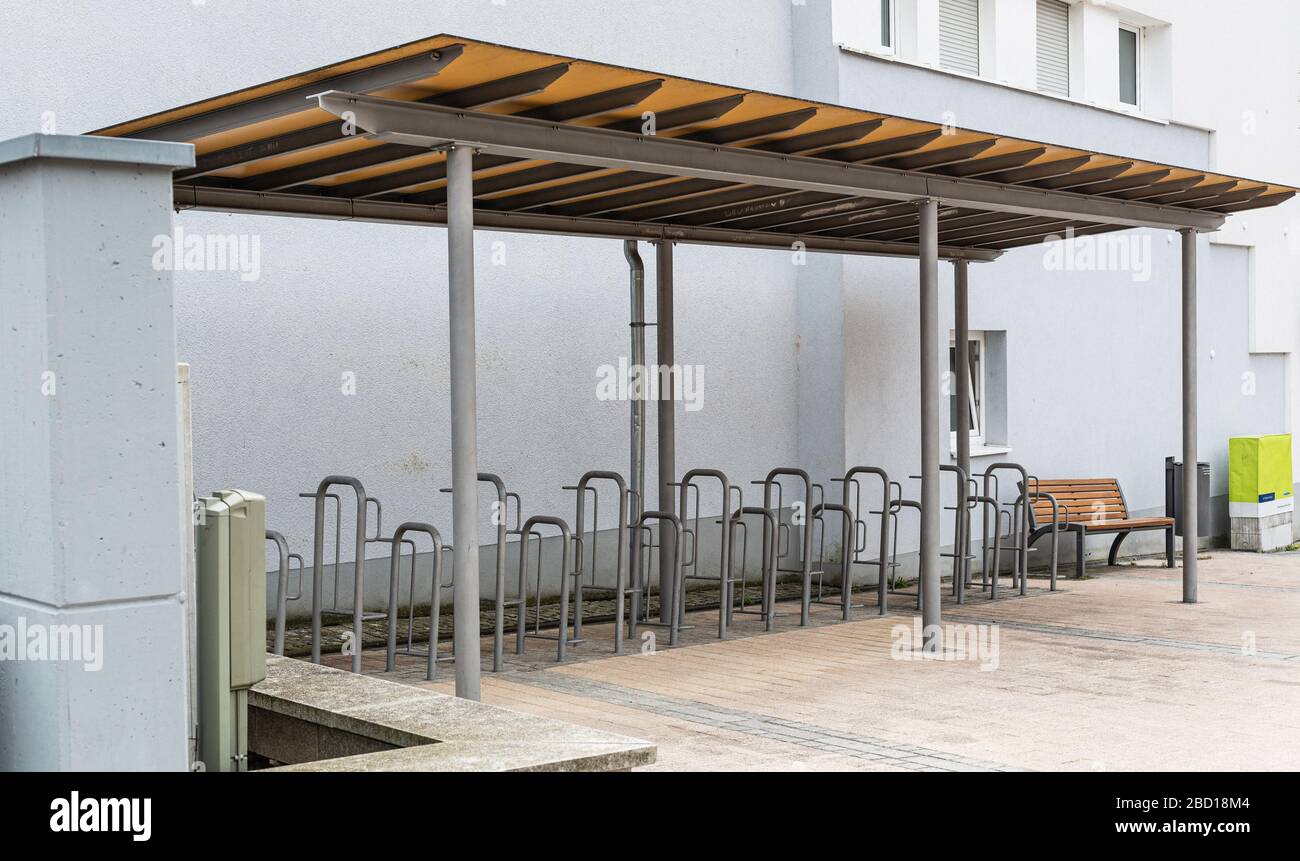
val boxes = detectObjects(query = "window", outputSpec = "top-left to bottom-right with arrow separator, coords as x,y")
949,332 -> 984,447
880,0 -> 895,50
939,0 -> 980,76
1036,0 -> 1070,97
1118,24 -> 1140,107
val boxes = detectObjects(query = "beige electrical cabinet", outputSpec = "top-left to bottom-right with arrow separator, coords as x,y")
196,489 -> 267,772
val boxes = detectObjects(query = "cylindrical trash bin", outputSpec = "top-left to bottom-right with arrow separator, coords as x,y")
1164,456 -> 1210,538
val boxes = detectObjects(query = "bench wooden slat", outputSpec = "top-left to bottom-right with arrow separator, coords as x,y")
1029,477 -> 1129,527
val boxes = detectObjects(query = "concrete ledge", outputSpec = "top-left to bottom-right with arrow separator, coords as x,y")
250,656 -> 656,772
0,133 -> 195,169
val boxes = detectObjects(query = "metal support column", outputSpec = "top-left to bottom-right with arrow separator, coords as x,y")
446,144 -> 482,699
626,241 -> 647,524
656,240 -> 677,624
953,259 -> 971,592
1180,228 -> 1198,604
918,199 -> 942,647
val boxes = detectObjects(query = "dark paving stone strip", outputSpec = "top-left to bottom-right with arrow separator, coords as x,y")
941,615 -> 1300,661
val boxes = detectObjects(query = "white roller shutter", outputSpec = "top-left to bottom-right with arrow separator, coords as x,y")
939,0 -> 980,76
1036,0 -> 1070,96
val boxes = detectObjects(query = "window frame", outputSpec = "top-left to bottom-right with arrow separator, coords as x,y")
949,330 -> 986,449
1118,22 -> 1142,109
879,0 -> 896,53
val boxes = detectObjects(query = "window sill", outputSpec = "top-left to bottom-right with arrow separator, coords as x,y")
949,443 -> 1013,460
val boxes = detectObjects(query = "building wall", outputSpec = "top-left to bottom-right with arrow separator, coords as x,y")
0,0 -> 803,611
1,0 -> 1294,621
829,0 -> 1300,505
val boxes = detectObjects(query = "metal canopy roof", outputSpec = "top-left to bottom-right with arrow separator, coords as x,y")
93,34 -> 1296,261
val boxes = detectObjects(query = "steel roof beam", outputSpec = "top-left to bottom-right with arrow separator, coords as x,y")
122,46 -> 465,143
782,200 -> 919,236
1076,168 -> 1173,196
975,154 -> 1092,185
472,116 -> 862,217
1143,180 -> 1236,207
316,91 -> 1224,231
934,146 -> 1047,178
849,206 -> 1017,241
394,95 -> 751,205
679,108 -> 818,146
818,129 -> 944,163
1031,162 -> 1135,190
1209,189 -> 1293,213
475,170 -> 669,210
971,220 -> 1109,247
516,78 -> 665,123
327,80 -> 671,200
870,138 -> 998,171
983,222 -> 1119,250
237,64 -> 572,191
173,184 -> 1001,261
695,192 -> 860,229
1108,175 -> 1205,201
509,121 -> 884,220
750,119 -> 883,154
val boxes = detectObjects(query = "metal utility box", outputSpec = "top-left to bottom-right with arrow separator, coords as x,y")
196,489 -> 267,772
1229,435 -> 1294,552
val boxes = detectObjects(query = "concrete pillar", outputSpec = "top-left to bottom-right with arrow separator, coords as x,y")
0,134 -> 195,770
445,145 -> 482,700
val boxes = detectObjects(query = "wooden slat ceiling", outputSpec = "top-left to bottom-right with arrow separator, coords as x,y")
92,34 -> 1296,253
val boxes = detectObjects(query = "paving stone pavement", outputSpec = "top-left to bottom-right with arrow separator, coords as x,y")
507,669 -> 1019,772
938,615 -> 1300,661
316,551 -> 1300,771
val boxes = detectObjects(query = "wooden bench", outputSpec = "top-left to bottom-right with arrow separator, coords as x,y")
1026,479 -> 1174,575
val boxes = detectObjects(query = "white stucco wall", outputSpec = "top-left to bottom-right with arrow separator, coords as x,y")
0,1 -> 802,606
1,0 -> 1294,621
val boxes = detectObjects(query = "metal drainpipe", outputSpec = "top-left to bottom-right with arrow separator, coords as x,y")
624,241 -> 647,524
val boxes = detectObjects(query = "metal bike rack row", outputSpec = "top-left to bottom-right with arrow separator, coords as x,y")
676,469 -> 736,639
830,466 -> 894,619
516,514 -> 582,661
384,522 -> 450,681
568,470 -> 639,655
438,473 -> 522,672
265,530 -> 304,656
630,510 -> 685,645
728,505 -> 778,630
300,471 -> 525,677
982,462 -> 1031,597
756,467 -> 815,626
884,461 -> 1039,607
302,475 -> 391,674
288,462 -> 1052,675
